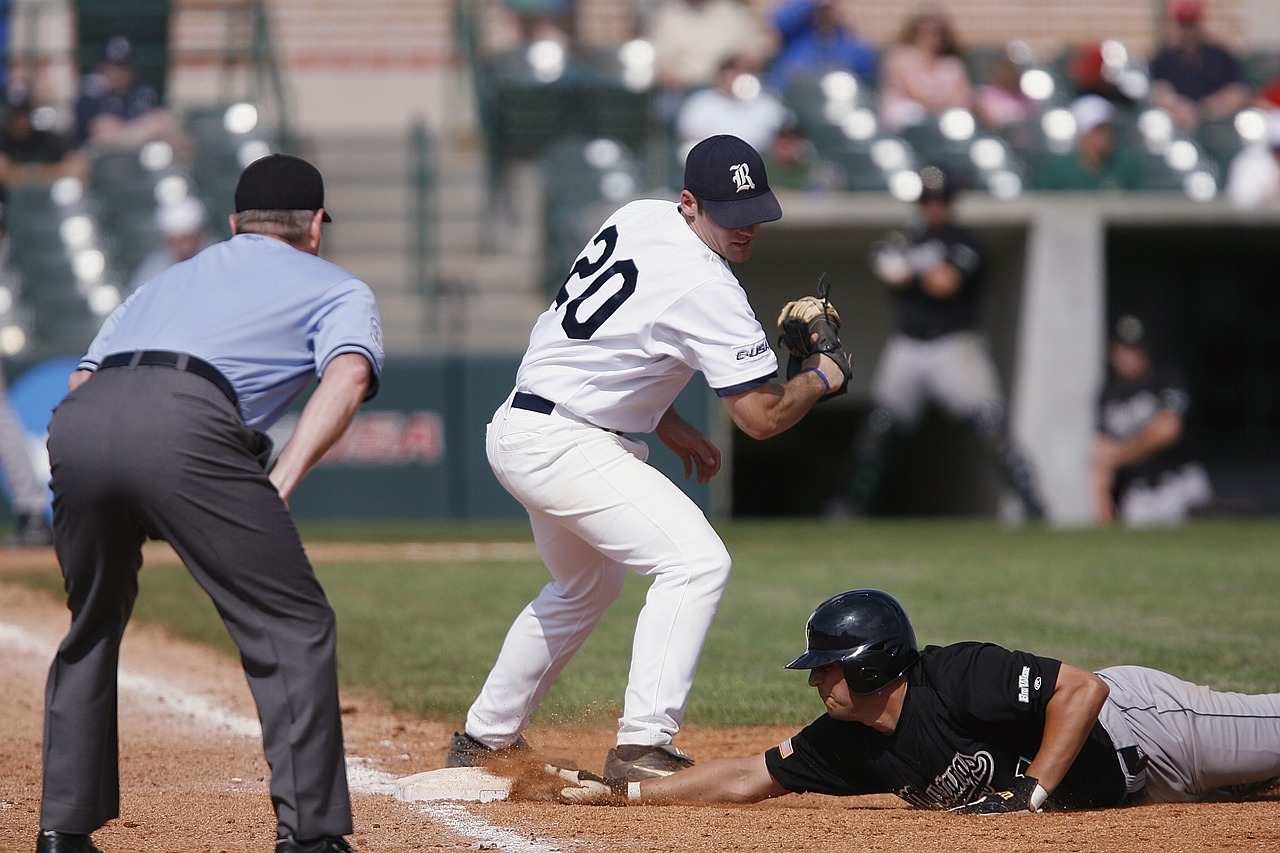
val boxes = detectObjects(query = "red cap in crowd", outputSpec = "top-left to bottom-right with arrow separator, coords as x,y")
1172,0 -> 1202,25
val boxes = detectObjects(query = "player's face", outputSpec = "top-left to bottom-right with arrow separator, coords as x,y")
809,663 -> 900,732
920,197 -> 950,229
1109,341 -> 1149,380
682,193 -> 762,263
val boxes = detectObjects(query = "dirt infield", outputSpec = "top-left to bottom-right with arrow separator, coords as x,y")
1,545 -> 1277,853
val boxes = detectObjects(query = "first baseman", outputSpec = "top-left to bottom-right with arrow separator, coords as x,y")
559,589 -> 1280,809
449,134 -> 852,784
38,155 -> 384,853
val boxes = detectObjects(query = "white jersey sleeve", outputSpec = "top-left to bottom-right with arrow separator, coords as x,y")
515,199 -> 778,434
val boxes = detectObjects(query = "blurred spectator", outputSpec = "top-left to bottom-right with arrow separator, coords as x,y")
1067,42 -> 1137,108
766,0 -> 878,93
762,117 -> 845,191
0,82 -> 87,187
127,196 -> 209,294
675,53 -> 793,157
1033,95 -> 1142,191
646,0 -> 772,95
973,56 -> 1033,129
878,4 -> 972,133
1149,0 -> 1249,133
1257,73 -> 1280,112
73,35 -> 194,161
501,0 -> 574,48
1093,315 -> 1213,527
1224,109 -> 1280,209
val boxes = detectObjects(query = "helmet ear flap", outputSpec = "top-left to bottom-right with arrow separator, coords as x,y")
841,640 -> 921,694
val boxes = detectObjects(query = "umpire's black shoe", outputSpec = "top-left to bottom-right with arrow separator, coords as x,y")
445,730 -> 531,767
275,835 -> 351,853
603,743 -> 695,783
35,830 -> 103,853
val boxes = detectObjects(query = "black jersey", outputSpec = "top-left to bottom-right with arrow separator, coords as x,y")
764,643 -> 1126,810
1097,364 -> 1194,489
894,223 -> 983,341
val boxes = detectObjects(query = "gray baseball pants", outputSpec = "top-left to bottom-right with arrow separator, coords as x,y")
39,365 -> 352,840
1097,665 -> 1280,802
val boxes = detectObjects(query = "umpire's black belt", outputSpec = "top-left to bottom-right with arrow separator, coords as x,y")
512,391 -> 623,435
99,351 -> 238,408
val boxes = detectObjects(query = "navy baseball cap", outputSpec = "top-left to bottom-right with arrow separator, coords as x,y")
234,153 -> 333,222
683,135 -> 782,229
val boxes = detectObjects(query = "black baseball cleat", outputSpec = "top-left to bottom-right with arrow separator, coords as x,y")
603,743 -> 694,783
275,835 -> 351,853
35,830 -> 103,853
445,730 -> 531,767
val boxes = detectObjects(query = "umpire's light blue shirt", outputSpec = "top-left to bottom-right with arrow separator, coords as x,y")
81,233 -> 385,430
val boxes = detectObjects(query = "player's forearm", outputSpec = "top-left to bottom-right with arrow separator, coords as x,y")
1109,411 -> 1182,468
1026,665 -> 1110,796
636,753 -> 786,804
68,369 -> 94,392
269,353 -> 370,502
723,365 -> 828,439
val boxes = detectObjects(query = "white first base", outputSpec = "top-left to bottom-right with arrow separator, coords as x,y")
394,767 -> 515,803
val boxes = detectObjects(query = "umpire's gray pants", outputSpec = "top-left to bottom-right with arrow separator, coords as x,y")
39,366 -> 352,840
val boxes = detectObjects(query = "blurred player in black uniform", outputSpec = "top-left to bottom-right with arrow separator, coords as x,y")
825,165 -> 1044,519
1093,315 -> 1212,526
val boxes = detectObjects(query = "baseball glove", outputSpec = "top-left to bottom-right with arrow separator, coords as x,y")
776,275 -> 854,397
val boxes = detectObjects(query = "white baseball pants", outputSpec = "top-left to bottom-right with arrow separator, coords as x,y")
467,392 -> 731,748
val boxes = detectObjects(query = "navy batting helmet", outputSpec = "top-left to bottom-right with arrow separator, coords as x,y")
784,589 -> 920,694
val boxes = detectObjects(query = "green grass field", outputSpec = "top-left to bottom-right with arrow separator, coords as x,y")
13,518 -> 1279,729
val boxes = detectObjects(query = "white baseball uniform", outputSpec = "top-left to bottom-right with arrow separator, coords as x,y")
467,198 -> 777,748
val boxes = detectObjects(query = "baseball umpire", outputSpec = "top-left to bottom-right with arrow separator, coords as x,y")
37,154 -> 384,853
558,588 -> 1280,809
448,134 -> 853,785
825,165 -> 1045,520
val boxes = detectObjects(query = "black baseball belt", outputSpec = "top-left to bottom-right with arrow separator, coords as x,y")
99,350 -> 239,408
512,391 -> 623,435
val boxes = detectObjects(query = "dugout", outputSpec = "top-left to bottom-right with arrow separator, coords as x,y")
731,191 -> 1280,522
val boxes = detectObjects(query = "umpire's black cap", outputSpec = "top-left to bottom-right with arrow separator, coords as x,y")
235,153 -> 333,222
683,135 -> 782,229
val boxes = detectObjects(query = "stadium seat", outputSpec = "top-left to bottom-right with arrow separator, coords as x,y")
539,136 -> 644,296
1242,48 -> 1280,92
899,112 -> 1026,196
5,183 -> 123,353
185,102 -> 275,236
1196,116 -> 1246,173
578,45 -> 657,155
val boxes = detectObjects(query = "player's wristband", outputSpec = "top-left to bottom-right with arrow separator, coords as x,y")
627,781 -> 642,802
802,366 -> 830,393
